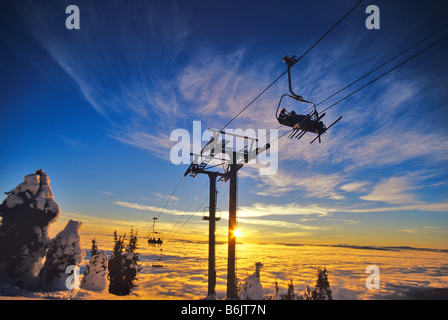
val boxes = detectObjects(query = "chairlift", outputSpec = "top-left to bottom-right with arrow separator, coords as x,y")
152,248 -> 164,268
147,217 -> 165,267
147,217 -> 163,247
276,55 -> 341,143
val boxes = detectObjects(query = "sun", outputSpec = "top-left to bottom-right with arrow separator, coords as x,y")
233,229 -> 242,238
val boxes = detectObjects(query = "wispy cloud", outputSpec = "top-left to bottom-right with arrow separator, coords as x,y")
110,131 -> 175,160
336,127 -> 448,171
360,171 -> 439,205
153,192 -> 180,203
238,202 -> 334,218
99,190 -> 115,196
401,228 -> 418,233
18,1 -> 190,158
238,200 -> 448,219
54,134 -> 83,148
360,176 -> 422,205
339,181 -> 369,193
254,168 -> 346,200
238,217 -> 330,231
339,203 -> 448,214
112,201 -> 181,215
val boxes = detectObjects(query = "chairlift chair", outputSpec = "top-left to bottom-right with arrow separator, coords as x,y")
147,217 -> 163,246
275,55 -> 341,143
147,217 -> 165,267
152,248 -> 164,268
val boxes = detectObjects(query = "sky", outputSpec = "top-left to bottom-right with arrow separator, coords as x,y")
0,0 -> 447,249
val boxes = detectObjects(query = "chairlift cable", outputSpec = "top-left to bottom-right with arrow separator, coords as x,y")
165,197 -> 208,243
295,0 -> 363,64
219,0 -> 363,131
166,181 -> 225,244
165,181 -> 209,241
145,175 -> 185,239
315,24 -> 448,109
157,175 -> 184,219
319,34 -> 448,114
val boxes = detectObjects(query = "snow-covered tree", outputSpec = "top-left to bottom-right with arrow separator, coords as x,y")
108,229 -> 141,295
314,267 -> 333,300
122,228 -> 141,293
0,169 -> 60,285
303,267 -> 333,300
286,280 -> 296,300
271,278 -> 281,300
39,220 -> 85,291
80,238 -> 109,292
108,231 -> 125,295
237,262 -> 264,300
303,285 -> 314,300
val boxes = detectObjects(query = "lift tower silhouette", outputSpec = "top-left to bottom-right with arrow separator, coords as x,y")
184,129 -> 270,299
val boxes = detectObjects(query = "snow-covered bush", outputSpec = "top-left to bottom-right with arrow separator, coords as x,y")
0,169 -> 60,285
81,239 -> 109,291
39,220 -> 85,291
303,267 -> 333,300
237,262 -> 264,300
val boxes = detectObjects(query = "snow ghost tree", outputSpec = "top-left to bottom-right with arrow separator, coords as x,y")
271,278 -> 281,300
303,267 -> 333,300
314,266 -> 333,300
237,262 -> 264,300
303,285 -> 314,300
81,238 -> 109,291
108,229 -> 141,296
286,280 -> 296,300
122,229 -> 140,293
39,220 -> 85,291
0,169 -> 60,285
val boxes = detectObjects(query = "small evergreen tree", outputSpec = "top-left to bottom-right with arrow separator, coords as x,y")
303,267 -> 333,300
286,280 -> 296,300
271,278 -> 280,300
81,238 -> 109,291
122,228 -> 141,293
90,238 -> 98,257
303,285 -> 313,300
314,267 -> 333,300
108,231 -> 126,295
108,229 -> 141,295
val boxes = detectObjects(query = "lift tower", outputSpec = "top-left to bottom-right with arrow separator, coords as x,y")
184,129 -> 270,299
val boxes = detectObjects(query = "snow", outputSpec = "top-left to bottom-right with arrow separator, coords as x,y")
270,279 -> 281,300
81,249 -> 109,292
5,173 -> 39,208
4,169 -> 59,219
38,220 -> 85,291
0,169 -> 61,285
5,194 -> 24,208
237,262 -> 264,300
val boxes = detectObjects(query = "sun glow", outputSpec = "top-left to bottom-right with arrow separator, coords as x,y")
233,229 -> 242,238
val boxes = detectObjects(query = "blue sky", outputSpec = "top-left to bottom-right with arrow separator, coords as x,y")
1,0 -> 447,248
